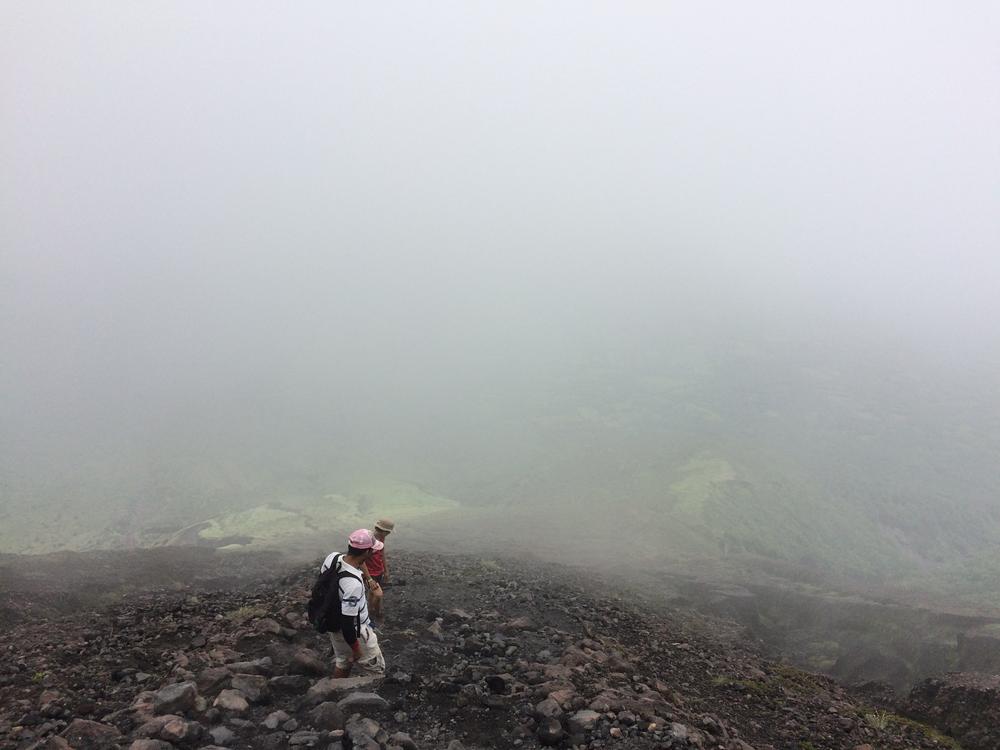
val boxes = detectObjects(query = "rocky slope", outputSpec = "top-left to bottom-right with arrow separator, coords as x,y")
0,549 -> 967,749
902,673 -> 1000,750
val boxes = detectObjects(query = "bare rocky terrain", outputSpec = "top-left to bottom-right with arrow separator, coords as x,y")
0,547 -> 987,750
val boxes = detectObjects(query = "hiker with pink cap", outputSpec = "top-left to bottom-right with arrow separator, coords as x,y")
316,529 -> 387,677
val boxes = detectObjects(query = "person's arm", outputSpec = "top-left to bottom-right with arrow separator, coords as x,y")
383,553 -> 389,584
360,561 -> 377,590
340,579 -> 365,660
339,616 -> 363,660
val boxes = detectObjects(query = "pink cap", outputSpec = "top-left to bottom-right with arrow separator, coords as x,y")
349,528 -> 384,552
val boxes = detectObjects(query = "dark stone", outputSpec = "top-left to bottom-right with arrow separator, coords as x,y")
485,673 -> 513,694
535,698 -> 563,720
158,716 -> 206,745
389,731 -> 419,750
197,668 -> 232,695
208,725 -> 236,746
225,657 -> 272,676
289,649 -> 328,676
230,674 -> 269,704
269,674 -> 311,694
337,692 -> 389,713
59,719 -> 121,749
308,701 -> 345,731
536,717 -> 564,746
152,682 -> 198,715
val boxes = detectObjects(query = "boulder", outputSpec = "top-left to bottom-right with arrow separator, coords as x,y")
152,682 -> 198,715
305,675 -> 381,706
308,701 -> 345,730
567,709 -> 601,734
196,667 -> 232,695
288,732 -> 321,746
230,673 -> 269,704
269,674 -> 311,694
289,648 -> 328,676
536,717 -> 564,746
158,716 -> 205,745
130,691 -> 158,718
485,673 -> 514,694
225,657 -> 272,675
212,689 -> 249,713
132,715 -> 179,739
501,616 -> 536,634
253,618 -> 283,635
208,726 -> 236,746
345,715 -> 385,749
337,692 -> 389,713
669,723 -> 689,742
535,698 -> 563,720
261,710 -> 289,730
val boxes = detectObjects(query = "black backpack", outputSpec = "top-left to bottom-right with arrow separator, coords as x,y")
307,553 -> 363,634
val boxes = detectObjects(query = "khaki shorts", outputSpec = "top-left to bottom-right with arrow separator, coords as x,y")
329,624 -> 385,673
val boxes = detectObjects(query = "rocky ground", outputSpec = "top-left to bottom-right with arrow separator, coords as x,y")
0,549 -> 971,749
901,673 -> 1000,750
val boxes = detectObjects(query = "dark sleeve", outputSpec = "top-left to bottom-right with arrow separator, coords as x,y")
340,612 -> 358,645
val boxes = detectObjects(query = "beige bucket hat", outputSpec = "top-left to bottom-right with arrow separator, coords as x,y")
373,518 -> 395,533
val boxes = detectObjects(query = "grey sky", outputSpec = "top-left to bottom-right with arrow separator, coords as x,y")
1,3 -> 999,534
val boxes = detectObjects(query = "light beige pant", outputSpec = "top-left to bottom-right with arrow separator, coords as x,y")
330,624 -> 385,674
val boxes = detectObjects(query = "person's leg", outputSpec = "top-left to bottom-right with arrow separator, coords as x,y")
354,625 -> 386,674
328,632 -> 353,678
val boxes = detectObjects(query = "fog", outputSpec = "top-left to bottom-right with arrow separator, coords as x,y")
2,3 -> 999,599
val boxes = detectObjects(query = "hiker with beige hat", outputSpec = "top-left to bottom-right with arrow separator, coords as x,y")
363,518 -> 394,623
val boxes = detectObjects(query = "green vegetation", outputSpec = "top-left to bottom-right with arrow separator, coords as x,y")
769,664 -> 826,695
197,505 -> 320,541
864,709 -> 892,731
889,715 -> 962,750
860,708 -> 962,750
171,478 -> 458,550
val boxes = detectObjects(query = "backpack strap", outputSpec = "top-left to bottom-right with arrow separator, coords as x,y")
318,553 -> 343,627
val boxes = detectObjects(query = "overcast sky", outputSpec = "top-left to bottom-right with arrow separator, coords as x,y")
2,3 -> 999,487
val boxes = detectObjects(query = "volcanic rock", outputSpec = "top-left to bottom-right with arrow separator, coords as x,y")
229,673 -> 269,704
212,689 -> 249,713
308,701 -> 345,730
289,648 -> 328,676
338,692 -> 389,713
59,718 -> 121,748
152,682 -> 198,715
